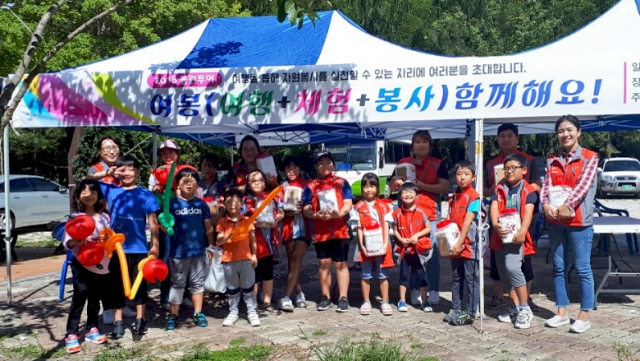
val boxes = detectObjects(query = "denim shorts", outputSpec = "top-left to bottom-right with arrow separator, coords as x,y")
360,256 -> 389,280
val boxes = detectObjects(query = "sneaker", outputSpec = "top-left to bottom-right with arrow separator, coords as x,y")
317,296 -> 332,311
528,298 -> 540,312
111,321 -> 125,339
182,298 -> 194,308
450,311 -> 473,326
514,308 -> 533,329
85,328 -> 107,344
102,309 -> 115,325
123,306 -> 137,318
192,312 -> 208,327
570,319 -> 591,334
498,306 -> 519,323
222,313 -> 239,326
165,314 -> 179,331
65,334 -> 81,354
486,296 -> 506,309
410,289 -> 422,306
443,310 -> 461,323
380,302 -> 393,316
422,302 -> 433,312
248,311 -> 261,327
280,296 -> 295,312
134,318 -> 147,335
428,290 -> 440,306
295,292 -> 308,308
162,303 -> 171,312
360,302 -> 372,316
545,314 -> 570,328
337,297 -> 349,313
397,301 -> 408,312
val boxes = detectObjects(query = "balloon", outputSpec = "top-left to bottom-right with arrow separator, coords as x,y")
65,215 -> 96,240
158,162 -> 177,236
153,165 -> 170,186
99,228 -> 131,297
142,259 -> 169,283
128,255 -> 156,300
77,241 -> 105,267
232,185 -> 283,242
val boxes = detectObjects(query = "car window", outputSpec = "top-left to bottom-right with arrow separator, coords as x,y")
603,161 -> 640,172
0,178 -> 36,193
29,178 -> 60,192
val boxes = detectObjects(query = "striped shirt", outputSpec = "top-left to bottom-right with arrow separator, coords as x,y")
541,147 -> 599,211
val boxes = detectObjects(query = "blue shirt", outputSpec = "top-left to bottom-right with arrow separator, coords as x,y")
169,197 -> 211,258
101,184 -> 160,254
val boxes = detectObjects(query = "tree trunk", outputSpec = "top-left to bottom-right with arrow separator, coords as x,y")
67,127 -> 83,211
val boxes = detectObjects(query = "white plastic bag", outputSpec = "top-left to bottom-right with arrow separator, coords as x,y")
205,246 -> 226,293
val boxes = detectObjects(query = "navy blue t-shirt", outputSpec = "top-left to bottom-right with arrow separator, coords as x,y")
169,197 -> 211,258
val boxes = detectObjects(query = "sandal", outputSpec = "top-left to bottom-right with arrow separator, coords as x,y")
263,303 -> 282,315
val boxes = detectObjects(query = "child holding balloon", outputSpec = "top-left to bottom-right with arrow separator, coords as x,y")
63,179 -> 110,354
102,155 -> 160,338
164,168 -> 215,330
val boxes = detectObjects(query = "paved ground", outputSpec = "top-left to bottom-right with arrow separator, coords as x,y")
0,233 -> 639,361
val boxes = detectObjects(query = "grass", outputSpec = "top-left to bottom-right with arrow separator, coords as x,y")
614,343 -> 640,361
312,329 -> 327,336
178,340 -> 273,361
2,344 -> 47,359
93,343 -> 151,361
15,239 -> 59,248
312,335 -> 438,361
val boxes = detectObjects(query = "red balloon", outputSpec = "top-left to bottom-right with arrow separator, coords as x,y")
66,215 -> 96,240
153,165 -> 170,186
77,242 -> 105,267
142,259 -> 169,283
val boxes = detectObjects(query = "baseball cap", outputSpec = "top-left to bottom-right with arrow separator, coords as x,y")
159,139 -> 180,150
313,150 -> 333,164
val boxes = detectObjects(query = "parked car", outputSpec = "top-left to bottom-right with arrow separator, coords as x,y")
597,157 -> 640,197
0,175 -> 70,234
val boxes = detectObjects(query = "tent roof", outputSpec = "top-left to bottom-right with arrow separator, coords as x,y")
11,0 -> 640,143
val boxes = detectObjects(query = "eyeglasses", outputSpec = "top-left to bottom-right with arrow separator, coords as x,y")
101,146 -> 119,153
504,166 -> 525,173
249,179 -> 265,184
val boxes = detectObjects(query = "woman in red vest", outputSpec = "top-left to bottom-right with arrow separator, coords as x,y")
390,130 -> 449,306
86,136 -> 122,186
541,115 -> 598,334
225,135 -> 278,191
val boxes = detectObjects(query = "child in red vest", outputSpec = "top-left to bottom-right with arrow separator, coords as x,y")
244,170 -> 284,315
302,150 -> 354,313
279,156 -> 310,312
392,182 -> 433,313
490,153 -> 537,329
444,160 -> 481,326
354,173 -> 395,316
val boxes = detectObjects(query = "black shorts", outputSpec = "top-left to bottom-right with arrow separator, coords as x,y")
255,256 -> 274,283
109,252 -> 149,308
314,238 -> 350,262
490,250 -> 535,282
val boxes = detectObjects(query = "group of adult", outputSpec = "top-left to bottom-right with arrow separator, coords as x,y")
86,114 -> 597,330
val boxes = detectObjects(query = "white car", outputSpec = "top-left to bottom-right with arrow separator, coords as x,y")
0,175 -> 70,233
597,157 -> 640,197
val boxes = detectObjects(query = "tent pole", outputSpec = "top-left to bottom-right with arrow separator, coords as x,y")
4,125 -> 12,306
474,118 -> 485,333
152,132 -> 158,169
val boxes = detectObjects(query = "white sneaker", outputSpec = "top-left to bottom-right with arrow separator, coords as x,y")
222,313 -> 239,326
410,289 -> 422,306
123,306 -> 137,318
248,311 -> 261,327
182,298 -> 194,308
515,308 -> 533,329
101,309 -> 114,325
545,314 -> 570,328
280,296 -> 294,312
428,290 -> 440,306
570,319 -> 591,333
498,306 -> 518,323
294,292 -> 307,308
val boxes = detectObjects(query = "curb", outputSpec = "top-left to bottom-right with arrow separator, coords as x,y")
0,271 -> 60,287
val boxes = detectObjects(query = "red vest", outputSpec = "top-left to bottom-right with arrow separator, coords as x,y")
92,162 -> 121,186
490,181 -> 537,255
392,206 -> 432,258
232,162 -> 249,186
307,175 -> 351,243
486,150 -> 534,189
448,186 -> 480,259
397,156 -> 442,220
244,193 -> 280,260
545,147 -> 598,227
281,179 -> 309,242
354,199 -> 395,267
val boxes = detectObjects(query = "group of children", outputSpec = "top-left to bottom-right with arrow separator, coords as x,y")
62,139 -> 539,354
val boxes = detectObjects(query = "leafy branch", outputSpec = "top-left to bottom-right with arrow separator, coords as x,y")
276,0 -> 328,29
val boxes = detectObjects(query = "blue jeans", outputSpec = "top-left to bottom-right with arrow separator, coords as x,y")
547,222 -> 595,310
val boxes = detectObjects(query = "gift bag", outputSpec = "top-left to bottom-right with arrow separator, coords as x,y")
204,246 -> 226,293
